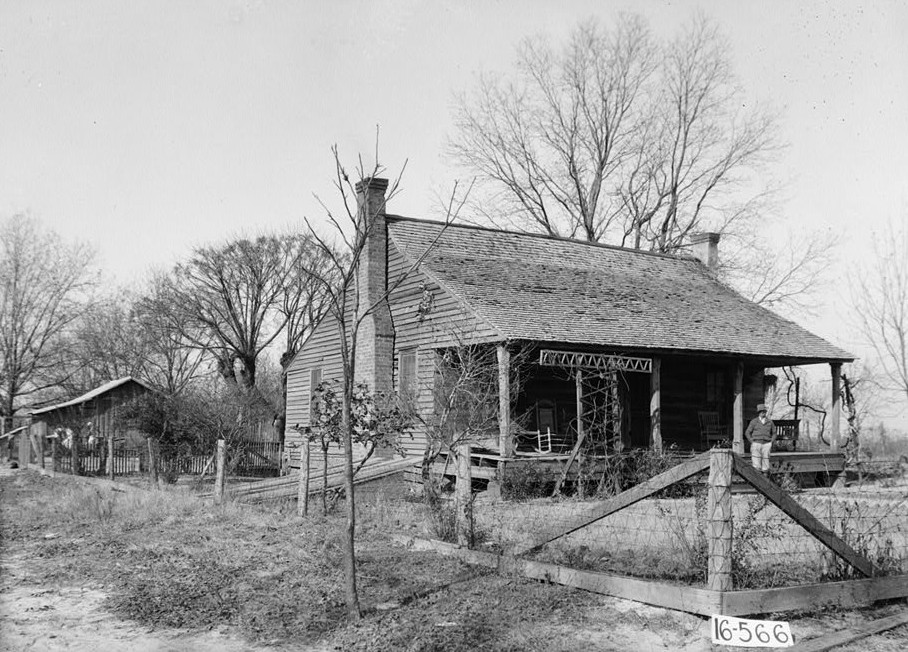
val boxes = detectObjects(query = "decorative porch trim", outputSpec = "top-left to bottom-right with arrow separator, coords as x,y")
538,350 -> 652,373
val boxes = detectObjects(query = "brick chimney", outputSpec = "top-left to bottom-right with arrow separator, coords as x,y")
690,232 -> 720,271
354,177 -> 394,399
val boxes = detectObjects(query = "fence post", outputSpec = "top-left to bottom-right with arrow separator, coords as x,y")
214,439 -> 227,504
455,441 -> 473,548
35,422 -> 46,470
707,449 -> 734,592
51,433 -> 58,472
297,439 -> 310,517
19,427 -> 30,467
108,433 -> 115,481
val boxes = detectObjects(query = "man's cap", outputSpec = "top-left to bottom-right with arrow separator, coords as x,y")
756,404 -> 767,412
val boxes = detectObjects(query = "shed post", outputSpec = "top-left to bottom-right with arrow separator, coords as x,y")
1,417 -> 5,462
830,363 -> 841,452
650,358 -> 662,453
215,439 -> 227,504
707,449 -> 734,592
497,344 -> 512,466
732,362 -> 744,455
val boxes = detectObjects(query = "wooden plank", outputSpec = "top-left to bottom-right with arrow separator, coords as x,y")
514,452 -> 712,555
227,456 -> 418,502
391,535 -> 721,616
497,344 -> 511,461
733,456 -> 876,577
787,610 -> 908,652
650,357 -> 661,453
510,557 -> 722,617
552,370 -> 586,496
732,362 -> 744,455
721,574 -> 908,617
830,363 -> 841,453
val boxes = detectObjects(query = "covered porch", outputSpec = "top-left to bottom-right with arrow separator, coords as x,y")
442,344 -> 848,487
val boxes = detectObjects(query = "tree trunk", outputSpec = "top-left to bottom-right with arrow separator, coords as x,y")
321,438 -> 329,514
147,437 -> 158,486
455,442 -> 473,547
341,383 -> 361,620
421,442 -> 441,506
215,439 -> 227,504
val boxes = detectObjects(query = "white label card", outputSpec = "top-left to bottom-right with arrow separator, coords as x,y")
711,615 -> 794,647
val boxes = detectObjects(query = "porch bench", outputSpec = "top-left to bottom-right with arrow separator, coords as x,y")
773,419 -> 800,452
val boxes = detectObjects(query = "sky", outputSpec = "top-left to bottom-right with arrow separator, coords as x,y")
2,0 -> 907,425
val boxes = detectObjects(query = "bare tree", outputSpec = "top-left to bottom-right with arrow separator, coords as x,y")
157,234 -> 299,389
451,15 -> 657,241
135,274 -> 209,395
301,146 -> 469,619
852,219 -> 908,401
415,340 -> 514,546
621,16 -> 778,252
69,289 -> 149,391
724,228 -> 839,314
0,214 -> 96,415
277,235 -> 334,370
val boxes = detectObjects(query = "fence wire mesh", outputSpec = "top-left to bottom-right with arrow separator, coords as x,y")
464,456 -> 908,592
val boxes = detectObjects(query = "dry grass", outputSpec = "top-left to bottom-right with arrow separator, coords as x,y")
3,470 -> 908,651
0,471 -> 606,650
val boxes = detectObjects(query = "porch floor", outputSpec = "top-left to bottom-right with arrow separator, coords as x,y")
432,450 -> 846,484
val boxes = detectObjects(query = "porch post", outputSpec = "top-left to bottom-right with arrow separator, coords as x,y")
830,362 -> 841,452
575,369 -> 584,445
497,344 -> 512,460
732,361 -> 744,455
650,358 -> 662,453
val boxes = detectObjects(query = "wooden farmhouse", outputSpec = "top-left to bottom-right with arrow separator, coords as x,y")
284,178 -> 853,482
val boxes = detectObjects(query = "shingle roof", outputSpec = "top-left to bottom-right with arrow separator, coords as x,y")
387,216 -> 853,363
31,377 -> 155,416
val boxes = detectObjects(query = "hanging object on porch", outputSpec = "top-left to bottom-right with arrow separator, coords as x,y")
538,350 -> 652,373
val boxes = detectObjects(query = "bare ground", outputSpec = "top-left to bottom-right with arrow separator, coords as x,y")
1,465 -> 907,651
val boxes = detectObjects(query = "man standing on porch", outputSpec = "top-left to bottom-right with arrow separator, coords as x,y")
745,404 -> 776,475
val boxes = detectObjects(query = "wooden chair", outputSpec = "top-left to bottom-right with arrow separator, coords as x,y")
772,419 -> 800,452
698,411 -> 729,448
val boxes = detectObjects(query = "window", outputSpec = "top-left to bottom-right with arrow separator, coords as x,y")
706,370 -> 726,406
399,349 -> 417,400
308,368 -> 322,419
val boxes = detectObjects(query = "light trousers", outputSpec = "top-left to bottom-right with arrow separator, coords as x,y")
751,441 -> 772,473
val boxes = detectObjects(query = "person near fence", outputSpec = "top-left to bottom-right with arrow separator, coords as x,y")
745,403 -> 776,475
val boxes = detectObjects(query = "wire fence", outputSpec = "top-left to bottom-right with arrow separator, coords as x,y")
464,455 -> 908,591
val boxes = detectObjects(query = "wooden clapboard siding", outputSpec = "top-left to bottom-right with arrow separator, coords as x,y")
283,234 -> 502,460
385,236 -> 502,457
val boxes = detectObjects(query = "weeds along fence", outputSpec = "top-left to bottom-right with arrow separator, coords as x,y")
439,449 -> 908,616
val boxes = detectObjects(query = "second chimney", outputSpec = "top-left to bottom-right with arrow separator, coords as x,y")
690,232 -> 720,271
